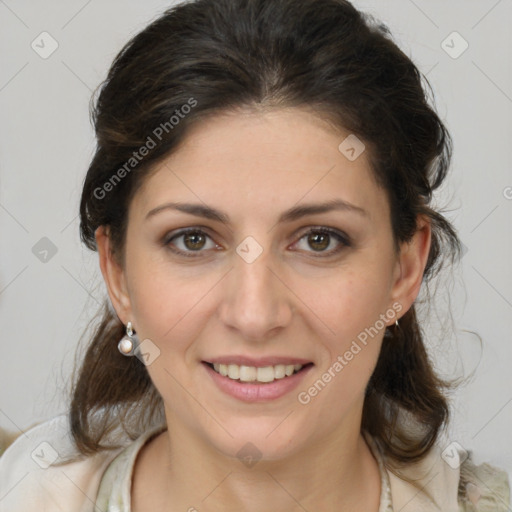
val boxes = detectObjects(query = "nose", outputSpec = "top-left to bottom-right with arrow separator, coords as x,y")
217,244 -> 294,341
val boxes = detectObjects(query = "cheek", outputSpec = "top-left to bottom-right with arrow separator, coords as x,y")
306,267 -> 391,345
125,254 -> 205,346
299,272 -> 387,413
297,266 -> 390,400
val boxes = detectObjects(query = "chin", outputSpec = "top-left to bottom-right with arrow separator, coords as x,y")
206,417 -> 311,465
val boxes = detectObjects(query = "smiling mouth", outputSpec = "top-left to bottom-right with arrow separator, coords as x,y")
204,362 -> 314,383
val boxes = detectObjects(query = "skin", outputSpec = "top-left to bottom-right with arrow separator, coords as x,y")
96,106 -> 431,511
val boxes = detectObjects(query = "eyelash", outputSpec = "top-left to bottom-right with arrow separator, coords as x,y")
162,226 -> 351,259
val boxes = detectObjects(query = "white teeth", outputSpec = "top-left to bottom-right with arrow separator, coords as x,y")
256,366 -> 275,383
274,364 -> 286,379
285,365 -> 294,376
227,364 -> 239,379
211,362 -> 305,382
239,365 -> 257,382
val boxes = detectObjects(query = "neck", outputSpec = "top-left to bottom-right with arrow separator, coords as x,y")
132,413 -> 382,512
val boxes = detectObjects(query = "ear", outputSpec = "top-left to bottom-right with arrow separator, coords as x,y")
95,225 -> 132,325
389,215 -> 431,317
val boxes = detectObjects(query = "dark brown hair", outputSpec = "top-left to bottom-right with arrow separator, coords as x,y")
70,0 -> 462,468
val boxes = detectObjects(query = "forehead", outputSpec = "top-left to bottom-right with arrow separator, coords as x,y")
132,107 -> 388,224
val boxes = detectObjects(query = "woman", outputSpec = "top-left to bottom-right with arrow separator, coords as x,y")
0,0 -> 509,510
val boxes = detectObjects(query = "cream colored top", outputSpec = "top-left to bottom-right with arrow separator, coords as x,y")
0,415 -> 509,511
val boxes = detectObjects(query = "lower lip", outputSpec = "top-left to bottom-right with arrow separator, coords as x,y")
202,362 -> 314,402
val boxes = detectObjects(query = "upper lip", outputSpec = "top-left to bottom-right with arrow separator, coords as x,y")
204,356 -> 313,367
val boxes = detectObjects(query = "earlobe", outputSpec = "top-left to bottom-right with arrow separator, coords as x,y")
389,216 -> 432,318
95,226 -> 132,325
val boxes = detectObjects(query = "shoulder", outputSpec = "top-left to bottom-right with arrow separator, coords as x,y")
0,414 -> 124,512
458,450 -> 511,512
383,438 -> 511,512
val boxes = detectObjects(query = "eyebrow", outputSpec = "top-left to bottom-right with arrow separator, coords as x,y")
145,198 -> 369,224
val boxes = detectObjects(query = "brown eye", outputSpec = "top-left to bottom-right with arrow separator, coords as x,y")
183,231 -> 207,250
307,231 -> 330,251
294,227 -> 350,257
164,228 -> 218,257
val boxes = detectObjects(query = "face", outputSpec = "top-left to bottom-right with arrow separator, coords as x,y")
97,107 -> 430,463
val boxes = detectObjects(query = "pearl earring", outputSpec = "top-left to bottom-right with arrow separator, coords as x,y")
118,321 -> 139,356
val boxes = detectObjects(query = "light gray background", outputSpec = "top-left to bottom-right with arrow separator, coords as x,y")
1,0 -> 511,474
